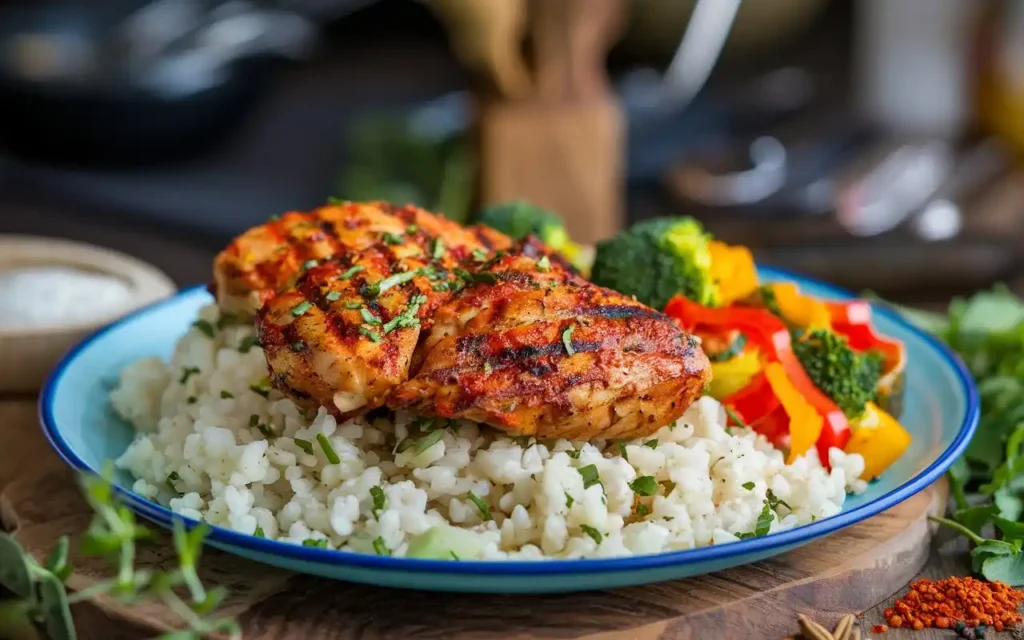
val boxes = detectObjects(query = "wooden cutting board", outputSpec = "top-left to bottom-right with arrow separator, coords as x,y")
0,398 -> 944,640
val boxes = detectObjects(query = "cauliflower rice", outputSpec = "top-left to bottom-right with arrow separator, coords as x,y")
112,304 -> 868,560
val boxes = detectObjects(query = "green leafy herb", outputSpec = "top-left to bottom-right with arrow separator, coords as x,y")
636,504 -> 651,517
629,476 -> 658,496
367,269 -> 423,297
766,488 -> 791,512
431,237 -> 445,260
643,439 -> 659,449
191,319 -> 216,338
344,301 -> 362,309
178,366 -> 200,385
370,486 -> 387,513
580,525 -> 603,544
238,336 -> 260,353
325,290 -> 342,302
249,378 -> 271,398
742,481 -> 756,491
414,428 -> 445,455
290,301 -> 313,316
254,526 -> 265,538
466,492 -> 492,521
536,255 -> 551,271
372,537 -> 390,556
471,271 -> 498,285
565,493 -> 575,508
562,324 -> 576,356
565,448 -> 581,460
359,326 -> 382,343
406,224 -> 418,234
293,438 -> 314,455
724,406 -> 749,429
578,464 -> 601,489
471,248 -> 487,262
316,434 -> 341,465
302,539 -> 328,549
257,423 -> 275,438
383,294 -> 427,333
382,232 -> 404,245
617,442 -> 629,461
340,265 -> 365,280
187,396 -> 197,404
360,308 -> 382,325
220,390 -> 234,399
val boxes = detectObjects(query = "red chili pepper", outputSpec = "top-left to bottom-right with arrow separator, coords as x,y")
666,295 -> 850,465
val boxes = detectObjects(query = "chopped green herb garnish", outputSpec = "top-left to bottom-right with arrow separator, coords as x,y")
370,486 -> 386,513
187,396 -> 197,404
382,232 -> 404,245
372,537 -> 390,556
414,428 -> 445,455
383,294 -> 427,333
168,471 -> 180,482
471,248 -> 488,262
565,448 -> 581,460
257,423 -> 275,438
578,464 -> 601,489
216,312 -> 241,329
344,301 -> 362,309
565,492 -> 575,508
754,503 -> 774,536
290,300 -> 313,316
301,259 -> 319,271
450,551 -> 460,560
580,524 -> 603,544
742,481 -> 756,490
249,414 -> 260,427
325,290 -> 342,302
766,488 -> 792,512
432,282 -> 450,292
302,539 -> 328,548
466,492 -> 492,521
617,442 -> 629,460
340,265 -> 365,280
471,271 -> 498,285
316,433 -> 341,464
724,406 -> 749,429
238,336 -> 260,353
636,504 -> 651,517
406,224 -> 418,234
359,326 -> 382,342
629,476 -> 658,496
290,341 -> 306,352
360,308 -> 382,325
431,237 -> 445,260
179,366 -> 200,384
249,378 -> 271,398
536,255 -> 551,271
367,269 -> 422,297
191,319 -> 216,338
254,526 -> 265,538
643,439 -> 659,449
562,324 -> 576,356
293,438 -> 314,455
220,390 -> 234,399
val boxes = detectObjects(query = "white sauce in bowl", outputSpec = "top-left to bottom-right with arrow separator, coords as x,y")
0,266 -> 134,329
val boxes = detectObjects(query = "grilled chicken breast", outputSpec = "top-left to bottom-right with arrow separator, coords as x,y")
213,201 -> 506,318
390,253 -> 711,439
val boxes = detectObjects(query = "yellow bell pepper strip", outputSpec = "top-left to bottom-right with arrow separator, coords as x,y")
666,295 -> 851,466
764,362 -> 824,463
708,348 -> 762,399
708,241 -> 760,306
843,401 -> 912,480
764,282 -> 832,330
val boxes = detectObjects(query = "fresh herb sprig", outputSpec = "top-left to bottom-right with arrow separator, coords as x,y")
0,464 -> 237,639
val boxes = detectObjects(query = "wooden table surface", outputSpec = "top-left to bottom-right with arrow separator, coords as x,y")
0,394 -> 981,640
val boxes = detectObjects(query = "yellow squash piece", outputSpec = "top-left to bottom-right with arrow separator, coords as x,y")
844,401 -> 912,480
766,282 -> 831,330
764,362 -> 823,463
708,349 -> 762,399
709,241 -> 759,306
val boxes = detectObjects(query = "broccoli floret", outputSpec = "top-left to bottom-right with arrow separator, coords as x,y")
792,329 -> 884,419
476,200 -> 590,273
589,217 -> 718,309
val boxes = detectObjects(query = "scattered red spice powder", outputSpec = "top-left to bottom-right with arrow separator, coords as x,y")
882,577 -> 1024,631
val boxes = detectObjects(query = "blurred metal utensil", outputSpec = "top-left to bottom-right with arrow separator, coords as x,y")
835,139 -> 954,237
660,0 -> 742,110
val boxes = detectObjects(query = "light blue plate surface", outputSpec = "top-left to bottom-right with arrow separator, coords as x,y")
39,267 -> 979,593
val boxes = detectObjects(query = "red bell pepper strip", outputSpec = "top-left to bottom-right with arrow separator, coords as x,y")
826,300 -> 907,373
666,295 -> 851,464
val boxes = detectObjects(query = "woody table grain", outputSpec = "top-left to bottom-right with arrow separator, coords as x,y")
0,395 -> 968,640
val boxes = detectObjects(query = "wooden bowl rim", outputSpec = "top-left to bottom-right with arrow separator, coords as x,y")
0,235 -> 177,337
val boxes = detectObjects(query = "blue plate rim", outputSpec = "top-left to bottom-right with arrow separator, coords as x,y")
39,267 -> 979,576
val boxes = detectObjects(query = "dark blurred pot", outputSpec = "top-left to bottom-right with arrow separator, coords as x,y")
0,1 -> 314,168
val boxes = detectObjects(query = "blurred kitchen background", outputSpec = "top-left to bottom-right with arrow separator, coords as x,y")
1,0 -> 1023,308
